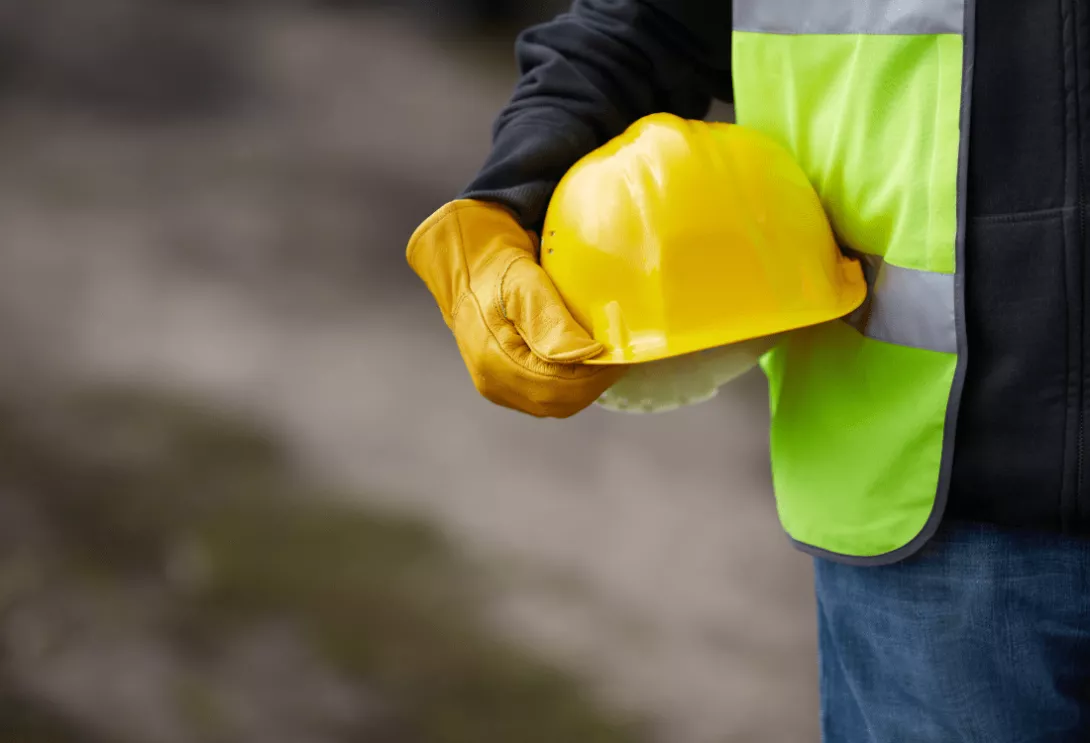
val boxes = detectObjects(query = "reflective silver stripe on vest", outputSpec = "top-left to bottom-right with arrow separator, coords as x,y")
867,263 -> 957,353
734,0 -> 964,35
844,259 -> 956,354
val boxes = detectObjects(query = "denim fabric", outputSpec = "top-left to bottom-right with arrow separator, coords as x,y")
814,521 -> 1090,742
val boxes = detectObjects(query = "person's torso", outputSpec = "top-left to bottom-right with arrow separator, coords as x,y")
729,0 -> 1090,549
949,0 -> 1090,533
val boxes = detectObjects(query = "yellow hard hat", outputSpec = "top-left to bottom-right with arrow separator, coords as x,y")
540,112 -> 867,366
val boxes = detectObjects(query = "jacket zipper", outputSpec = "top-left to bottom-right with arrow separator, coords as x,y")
1078,193 -> 1085,498
1075,0 -> 1087,510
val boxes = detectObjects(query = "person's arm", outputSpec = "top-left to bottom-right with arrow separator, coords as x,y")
462,0 -> 734,229
406,1 -> 733,418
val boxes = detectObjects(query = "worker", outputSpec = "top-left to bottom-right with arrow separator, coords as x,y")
406,2 -> 1090,741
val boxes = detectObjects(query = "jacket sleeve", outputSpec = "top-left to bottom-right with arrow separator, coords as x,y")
460,0 -> 734,229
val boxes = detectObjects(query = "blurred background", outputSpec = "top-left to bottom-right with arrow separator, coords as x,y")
0,2 -> 818,741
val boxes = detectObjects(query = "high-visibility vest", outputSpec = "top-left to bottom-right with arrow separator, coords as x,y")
734,0 -> 975,563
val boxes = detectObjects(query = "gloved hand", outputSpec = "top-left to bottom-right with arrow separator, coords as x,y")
407,199 -> 624,418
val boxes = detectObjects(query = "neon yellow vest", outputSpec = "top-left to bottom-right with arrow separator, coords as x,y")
733,0 -> 975,563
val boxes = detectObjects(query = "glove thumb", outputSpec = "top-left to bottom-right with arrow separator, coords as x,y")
500,256 -> 605,363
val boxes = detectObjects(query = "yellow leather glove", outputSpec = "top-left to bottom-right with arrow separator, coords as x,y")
407,199 -> 625,418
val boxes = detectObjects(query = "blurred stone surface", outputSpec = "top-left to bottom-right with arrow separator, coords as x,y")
0,388 -> 642,743
0,5 -> 818,742
0,0 -> 254,120
4,602 -> 380,743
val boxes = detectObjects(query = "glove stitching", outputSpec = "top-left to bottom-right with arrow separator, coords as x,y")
500,254 -> 608,363
497,254 -> 602,363
405,200 -> 464,267
466,292 -> 614,382
449,291 -> 471,325
494,253 -> 527,323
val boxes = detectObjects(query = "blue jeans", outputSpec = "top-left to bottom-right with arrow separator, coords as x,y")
815,521 -> 1090,742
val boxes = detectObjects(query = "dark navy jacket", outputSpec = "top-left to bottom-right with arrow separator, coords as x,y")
461,1 -> 1090,538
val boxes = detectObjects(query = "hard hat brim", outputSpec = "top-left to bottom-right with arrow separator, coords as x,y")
580,279 -> 867,365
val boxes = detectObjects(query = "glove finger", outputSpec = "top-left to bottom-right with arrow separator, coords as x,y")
522,364 -> 627,418
455,296 -> 625,417
483,348 -> 626,418
499,256 -> 605,364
